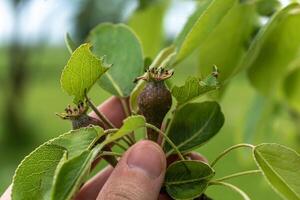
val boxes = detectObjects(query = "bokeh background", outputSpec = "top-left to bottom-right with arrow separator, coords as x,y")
0,0 -> 299,199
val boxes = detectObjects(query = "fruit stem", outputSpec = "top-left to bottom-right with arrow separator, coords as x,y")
210,144 -> 254,167
209,181 -> 250,200
214,170 -> 261,182
84,91 -> 116,129
145,123 -> 184,161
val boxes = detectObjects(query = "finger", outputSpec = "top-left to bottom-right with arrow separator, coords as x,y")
188,152 -> 208,163
0,185 -> 12,200
74,166 -> 113,200
89,97 -> 127,128
97,140 -> 166,200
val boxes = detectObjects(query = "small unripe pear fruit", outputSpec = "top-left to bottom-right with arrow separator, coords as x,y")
56,102 -> 104,130
136,67 -> 173,141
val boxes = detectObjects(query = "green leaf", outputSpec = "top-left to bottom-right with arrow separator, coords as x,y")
49,127 -> 104,200
198,2 -> 257,82
253,143 -> 300,200
128,1 -> 169,58
12,145 -> 66,200
175,0 -> 236,64
103,115 -> 146,145
246,3 -> 300,96
51,150 -> 94,200
64,32 -> 77,54
172,74 -> 218,106
165,160 -> 215,200
60,43 -> 110,104
283,60 -> 300,112
149,45 -> 177,69
164,102 -> 224,154
175,0 -> 212,49
130,80 -> 146,113
11,127 -> 103,200
51,126 -> 104,159
89,23 -> 144,97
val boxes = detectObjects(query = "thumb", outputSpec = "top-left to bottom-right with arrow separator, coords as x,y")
97,140 -> 166,200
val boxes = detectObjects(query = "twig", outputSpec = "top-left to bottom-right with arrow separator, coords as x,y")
84,91 -> 115,129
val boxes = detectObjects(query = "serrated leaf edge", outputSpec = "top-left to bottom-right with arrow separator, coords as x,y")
60,43 -> 110,103
51,150 -> 93,200
11,126 -> 102,199
11,144 -> 67,200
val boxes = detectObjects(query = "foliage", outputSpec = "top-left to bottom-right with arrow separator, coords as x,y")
10,1 -> 300,200
89,23 -> 144,97
60,44 -> 109,103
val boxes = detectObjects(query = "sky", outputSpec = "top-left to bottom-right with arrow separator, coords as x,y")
0,0 -> 292,45
0,0 -> 195,45
0,0 -> 76,44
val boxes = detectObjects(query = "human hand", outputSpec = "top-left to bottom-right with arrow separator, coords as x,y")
1,97 -> 206,200
77,97 -> 168,200
76,139 -> 166,200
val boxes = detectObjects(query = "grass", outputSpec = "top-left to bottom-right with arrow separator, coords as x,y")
0,46 -> 299,199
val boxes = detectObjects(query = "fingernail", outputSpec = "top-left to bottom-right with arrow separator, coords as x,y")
127,141 -> 164,179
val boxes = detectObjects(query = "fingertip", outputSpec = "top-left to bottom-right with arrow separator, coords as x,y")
126,140 -> 166,179
97,140 -> 167,200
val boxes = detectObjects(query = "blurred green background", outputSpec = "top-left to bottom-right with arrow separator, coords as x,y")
0,0 -> 299,199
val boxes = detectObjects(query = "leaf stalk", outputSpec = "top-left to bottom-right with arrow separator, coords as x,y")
211,144 -> 254,167
214,170 -> 261,182
209,181 -> 251,200
84,92 -> 115,129
145,123 -> 184,160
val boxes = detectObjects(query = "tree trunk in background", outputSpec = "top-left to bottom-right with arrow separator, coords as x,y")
3,0 -> 31,145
